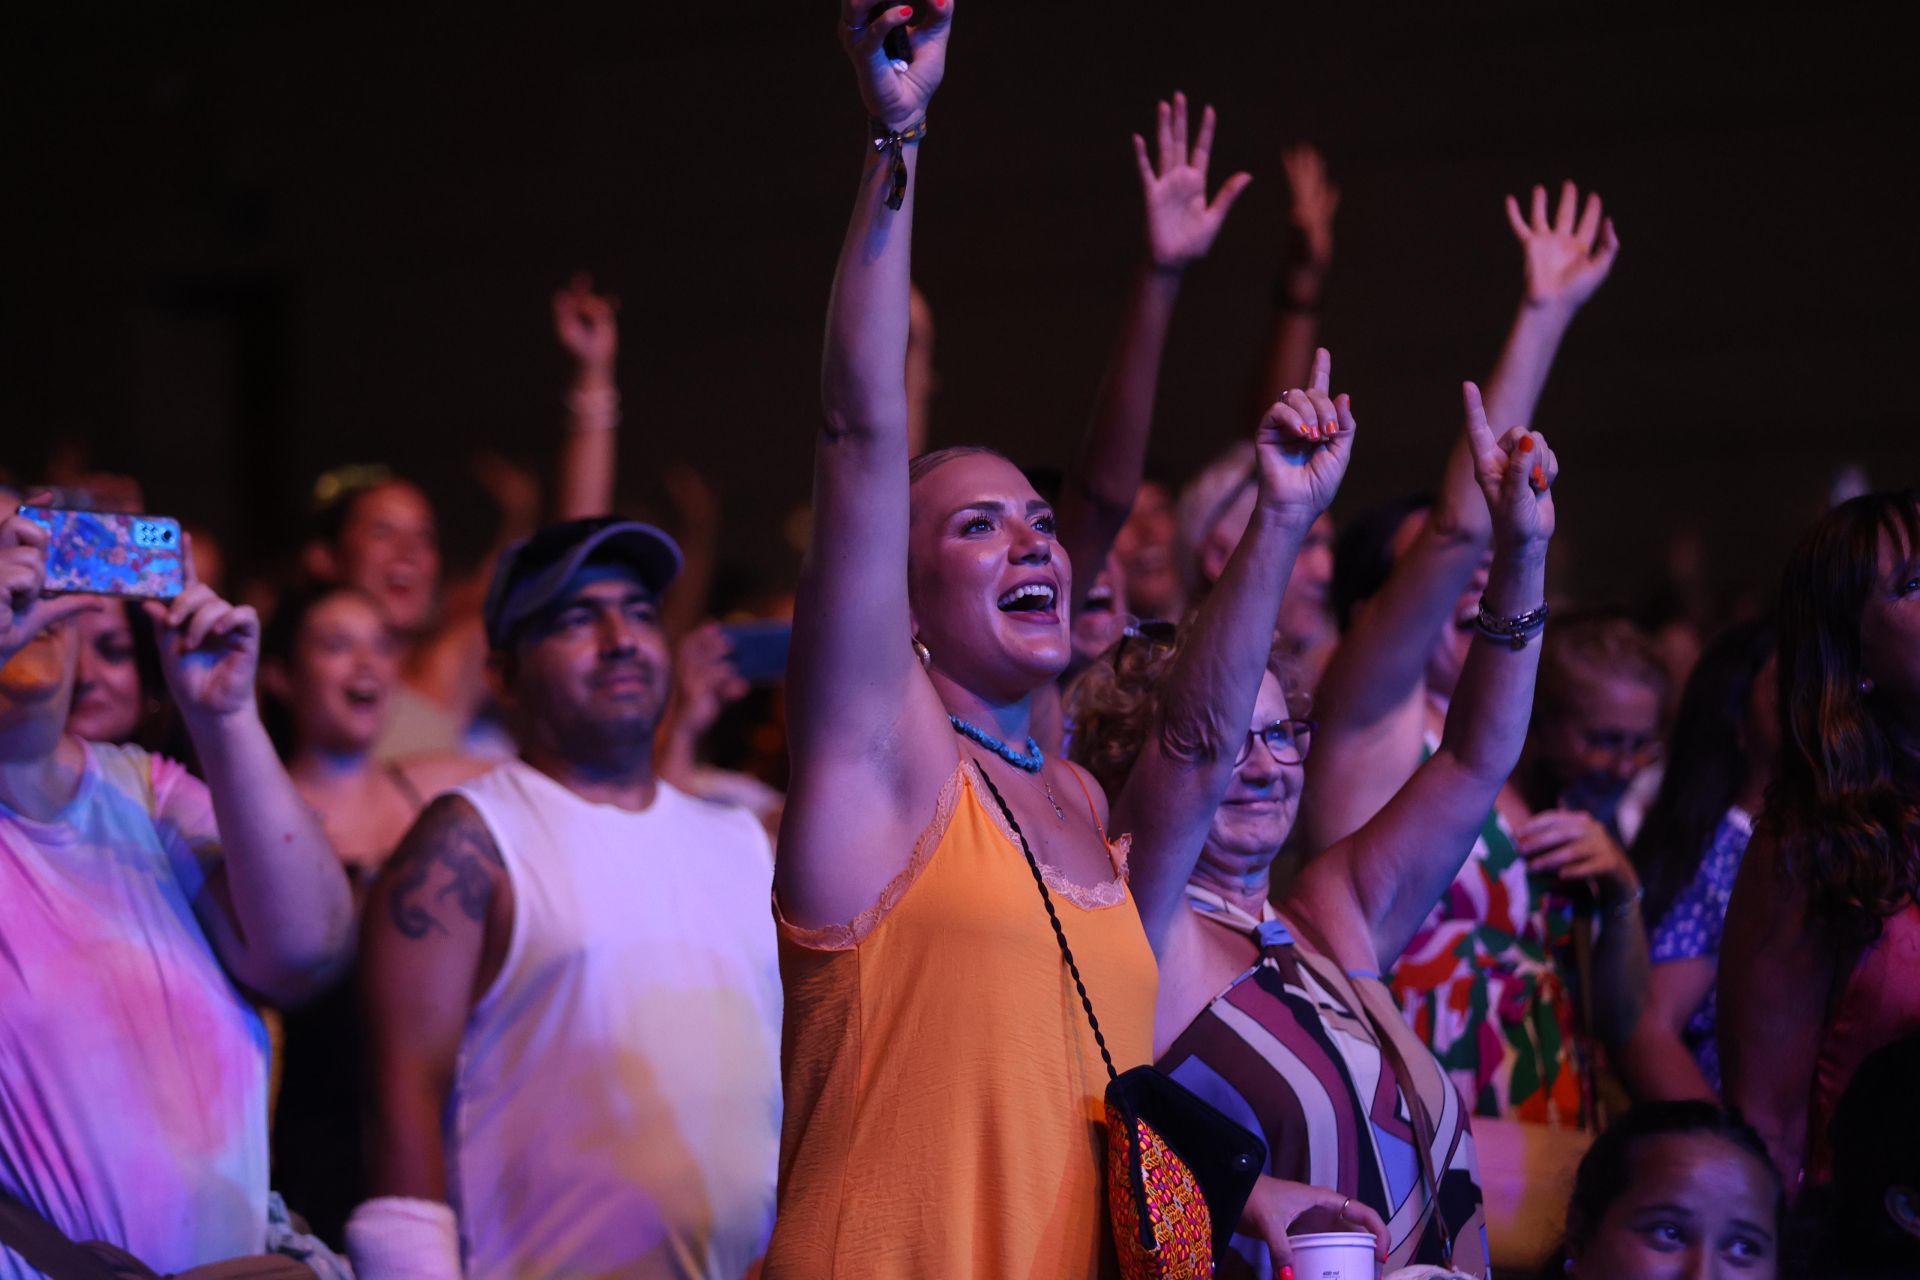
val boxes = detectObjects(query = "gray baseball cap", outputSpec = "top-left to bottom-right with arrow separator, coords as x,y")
483,516 -> 682,651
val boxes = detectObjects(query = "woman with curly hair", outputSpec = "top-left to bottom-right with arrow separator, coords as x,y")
1721,489 -> 1920,1186
1072,389 -> 1560,1275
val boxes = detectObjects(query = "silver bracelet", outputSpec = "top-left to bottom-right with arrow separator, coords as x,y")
1475,599 -> 1549,650
1604,883 -> 1646,921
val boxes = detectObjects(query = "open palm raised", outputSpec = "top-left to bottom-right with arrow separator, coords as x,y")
1132,92 -> 1252,271
1507,180 -> 1619,311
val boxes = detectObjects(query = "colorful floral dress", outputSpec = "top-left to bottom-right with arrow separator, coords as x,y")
1386,742 -> 1585,1127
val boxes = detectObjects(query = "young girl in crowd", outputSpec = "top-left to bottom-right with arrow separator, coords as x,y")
1722,489 -> 1920,1185
1618,617 -> 1776,1102
1074,385 -> 1558,1275
258,582 -> 485,1246
64,598 -> 171,749
1556,1100 -> 1783,1279
261,583 -> 485,896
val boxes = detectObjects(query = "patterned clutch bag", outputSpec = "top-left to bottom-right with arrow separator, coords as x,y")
974,767 -> 1267,1280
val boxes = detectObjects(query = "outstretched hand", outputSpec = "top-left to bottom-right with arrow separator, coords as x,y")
1131,93 -> 1252,271
0,509 -> 99,664
1254,347 -> 1356,525
841,0 -> 952,132
1506,180 -> 1619,311
144,536 -> 261,723
552,272 -> 619,375
1463,381 -> 1556,550
1280,142 -> 1339,271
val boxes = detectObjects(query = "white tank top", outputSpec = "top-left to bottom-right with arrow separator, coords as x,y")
449,762 -> 781,1280
1,743 -> 268,1278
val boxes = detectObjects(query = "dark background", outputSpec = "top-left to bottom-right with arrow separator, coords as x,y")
2,2 -> 1913,608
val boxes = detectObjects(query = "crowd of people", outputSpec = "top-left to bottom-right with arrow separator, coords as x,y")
3,5 -> 1916,1280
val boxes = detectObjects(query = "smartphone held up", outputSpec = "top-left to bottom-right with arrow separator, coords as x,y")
18,507 -> 186,601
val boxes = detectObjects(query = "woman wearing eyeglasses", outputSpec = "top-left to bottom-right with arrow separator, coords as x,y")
1072,389 -> 1559,1277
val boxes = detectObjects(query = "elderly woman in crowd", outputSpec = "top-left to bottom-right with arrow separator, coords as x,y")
1073,386 -> 1559,1275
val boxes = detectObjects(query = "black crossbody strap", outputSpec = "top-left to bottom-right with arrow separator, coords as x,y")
973,764 -> 1120,1085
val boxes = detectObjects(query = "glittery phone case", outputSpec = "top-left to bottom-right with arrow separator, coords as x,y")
19,507 -> 186,600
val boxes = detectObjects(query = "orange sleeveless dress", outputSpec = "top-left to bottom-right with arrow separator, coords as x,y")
766,760 -> 1157,1279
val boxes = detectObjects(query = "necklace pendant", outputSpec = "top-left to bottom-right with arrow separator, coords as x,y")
1042,778 -> 1065,822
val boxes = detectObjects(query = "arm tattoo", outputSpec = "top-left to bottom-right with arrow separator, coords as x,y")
386,798 -> 505,940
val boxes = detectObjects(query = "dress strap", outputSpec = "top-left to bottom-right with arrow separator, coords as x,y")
385,761 -> 427,810
1064,763 -> 1108,841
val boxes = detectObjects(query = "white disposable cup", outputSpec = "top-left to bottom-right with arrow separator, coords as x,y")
1287,1231 -> 1379,1280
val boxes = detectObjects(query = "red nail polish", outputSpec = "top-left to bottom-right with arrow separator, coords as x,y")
1517,435 -> 1534,452
1532,465 -> 1545,489
898,4 -> 912,13
1280,1268 -> 1294,1280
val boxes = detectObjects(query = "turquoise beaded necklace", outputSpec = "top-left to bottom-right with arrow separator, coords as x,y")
949,715 -> 1063,821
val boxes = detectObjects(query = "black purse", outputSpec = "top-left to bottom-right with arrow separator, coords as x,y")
974,766 -> 1266,1274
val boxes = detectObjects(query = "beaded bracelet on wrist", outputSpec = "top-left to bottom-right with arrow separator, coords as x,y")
1474,599 -> 1549,650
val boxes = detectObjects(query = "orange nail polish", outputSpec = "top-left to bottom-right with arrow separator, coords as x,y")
1517,436 -> 1534,453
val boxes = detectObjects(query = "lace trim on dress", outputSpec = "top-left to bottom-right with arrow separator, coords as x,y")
972,762 -> 1130,911
775,762 -> 967,952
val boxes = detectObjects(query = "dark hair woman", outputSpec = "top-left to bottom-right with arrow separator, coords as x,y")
1617,617 -> 1776,1102
1722,490 -> 1920,1186
1557,1100 -> 1783,1279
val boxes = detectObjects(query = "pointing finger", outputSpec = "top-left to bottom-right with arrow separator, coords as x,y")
1462,381 -> 1496,464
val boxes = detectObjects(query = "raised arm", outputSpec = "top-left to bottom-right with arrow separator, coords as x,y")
1114,349 -> 1353,952
1057,94 -> 1250,614
1299,182 -> 1617,851
1484,181 -> 1619,430
149,553 -> 355,1003
1290,384 -> 1554,971
1720,827 -> 1831,1185
779,0 -> 957,930
552,273 -> 621,520
1250,144 -> 1338,413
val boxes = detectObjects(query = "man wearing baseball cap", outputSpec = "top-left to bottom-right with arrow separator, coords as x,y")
348,517 -> 782,1280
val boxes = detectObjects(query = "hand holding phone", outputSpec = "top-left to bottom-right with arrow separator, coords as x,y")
0,510 -> 103,663
718,619 -> 793,687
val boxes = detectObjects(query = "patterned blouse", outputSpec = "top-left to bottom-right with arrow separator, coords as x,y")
1387,742 -> 1585,1128
1159,888 -> 1490,1278
1646,806 -> 1752,1092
